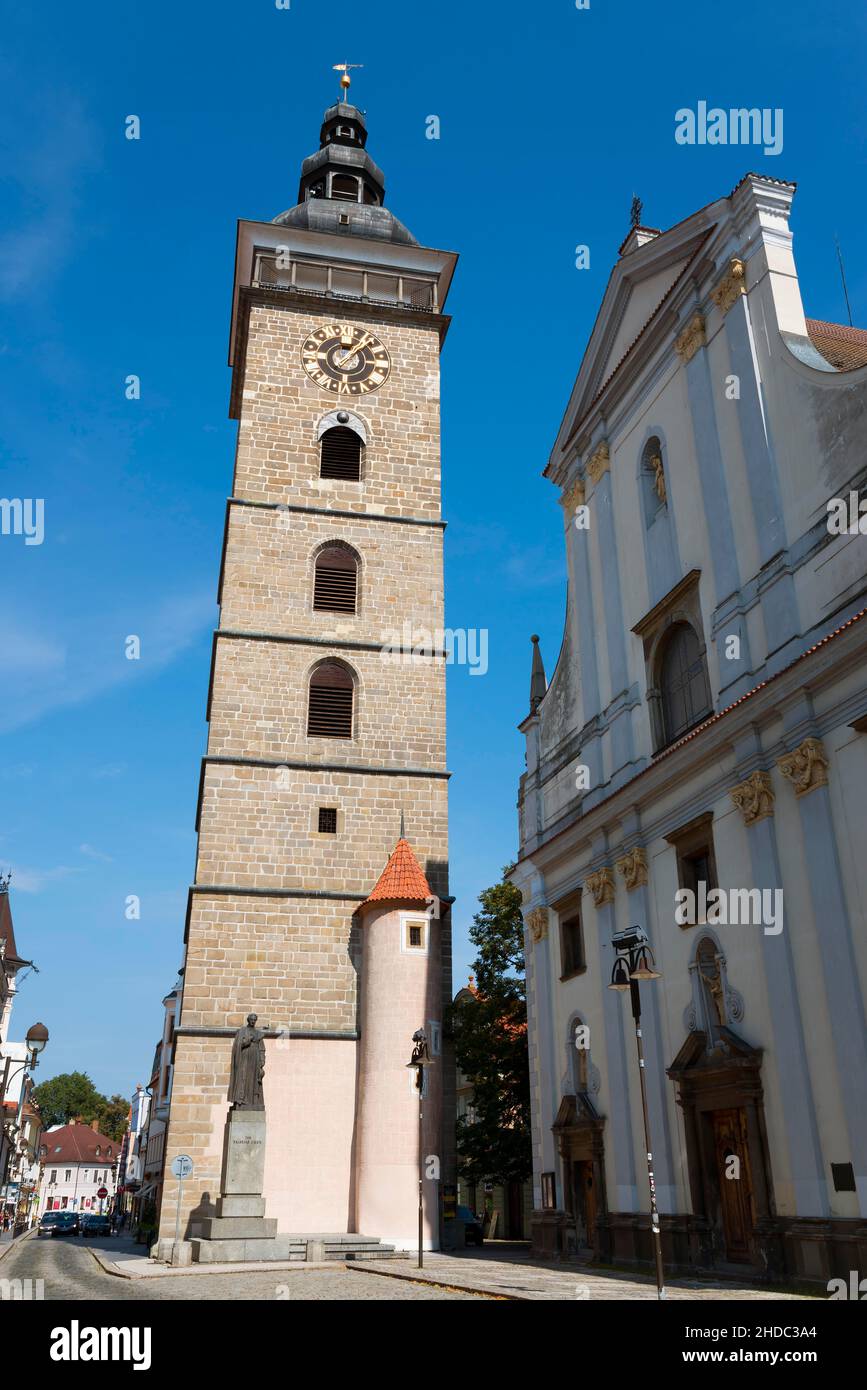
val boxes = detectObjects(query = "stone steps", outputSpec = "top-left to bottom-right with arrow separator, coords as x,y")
190,1231 -> 405,1265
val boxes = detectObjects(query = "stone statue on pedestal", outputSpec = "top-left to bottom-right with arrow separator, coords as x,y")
228,1013 -> 266,1110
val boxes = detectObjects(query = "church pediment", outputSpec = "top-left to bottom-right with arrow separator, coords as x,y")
667,1026 -> 762,1078
553,1091 -> 602,1131
547,204 -> 726,483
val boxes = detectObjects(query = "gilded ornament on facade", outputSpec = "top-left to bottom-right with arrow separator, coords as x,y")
675,313 -> 706,363
729,770 -> 775,825
614,846 -> 648,891
526,907 -> 549,943
648,452 -> 666,504
710,258 -> 747,316
562,477 -> 586,513
586,442 -> 610,485
777,737 -> 829,797
585,867 -> 615,908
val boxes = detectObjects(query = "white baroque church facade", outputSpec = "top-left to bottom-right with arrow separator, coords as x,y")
511,173 -> 867,1285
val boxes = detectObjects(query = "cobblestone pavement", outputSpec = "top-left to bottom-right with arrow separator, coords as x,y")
0,1236 -> 487,1301
353,1244 -> 815,1301
1,1234 -> 817,1301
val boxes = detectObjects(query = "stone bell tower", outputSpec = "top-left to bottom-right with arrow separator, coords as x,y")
158,83 -> 457,1251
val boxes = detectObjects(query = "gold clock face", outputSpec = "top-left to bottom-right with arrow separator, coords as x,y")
301,322 -> 391,395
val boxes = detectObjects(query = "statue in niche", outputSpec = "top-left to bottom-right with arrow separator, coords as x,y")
696,941 -> 726,1029
648,452 -> 667,505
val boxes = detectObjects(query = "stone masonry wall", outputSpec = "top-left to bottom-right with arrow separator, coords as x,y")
159,292 -> 451,1243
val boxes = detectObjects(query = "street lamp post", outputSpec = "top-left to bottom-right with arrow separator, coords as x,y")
608,929 -> 666,1300
1,1023 -> 49,1198
405,1028 -> 434,1270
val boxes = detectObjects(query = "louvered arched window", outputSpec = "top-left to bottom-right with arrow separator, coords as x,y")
320,426 -> 362,481
313,545 -> 358,614
658,623 -> 711,744
307,661 -> 354,739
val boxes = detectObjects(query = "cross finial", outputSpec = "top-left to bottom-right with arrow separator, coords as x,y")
399,809 -> 406,839
630,194 -> 643,228
333,62 -> 363,100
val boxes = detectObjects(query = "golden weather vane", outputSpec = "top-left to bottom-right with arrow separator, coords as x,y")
332,62 -> 363,100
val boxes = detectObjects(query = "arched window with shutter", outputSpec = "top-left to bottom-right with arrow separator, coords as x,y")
658,622 -> 711,744
320,426 -> 362,481
330,173 -> 360,202
313,544 -> 359,614
307,660 -> 355,739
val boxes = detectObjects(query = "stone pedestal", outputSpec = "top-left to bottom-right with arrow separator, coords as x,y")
191,1109 -> 298,1264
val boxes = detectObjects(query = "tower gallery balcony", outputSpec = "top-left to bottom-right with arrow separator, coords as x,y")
251,249 -> 439,313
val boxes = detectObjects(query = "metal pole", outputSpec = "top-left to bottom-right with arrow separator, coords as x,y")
174,1175 -> 184,1251
630,975 -> 666,1299
417,1075 -> 424,1269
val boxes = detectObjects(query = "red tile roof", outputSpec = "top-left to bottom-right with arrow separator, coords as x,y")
806,318 -> 867,370
39,1123 -> 117,1164
359,838 -> 432,911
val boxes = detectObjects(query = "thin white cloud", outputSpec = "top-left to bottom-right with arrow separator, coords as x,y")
0,586 -> 215,734
7,864 -> 83,894
90,763 -> 127,780
80,844 -> 113,863
0,87 -> 101,302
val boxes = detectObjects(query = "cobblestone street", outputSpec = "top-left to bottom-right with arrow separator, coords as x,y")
1,1235 -> 487,1300
1,1234 -> 816,1302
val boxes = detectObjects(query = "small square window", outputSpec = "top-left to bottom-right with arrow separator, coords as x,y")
831,1162 -> 856,1193
402,916 -> 429,954
318,807 -> 338,834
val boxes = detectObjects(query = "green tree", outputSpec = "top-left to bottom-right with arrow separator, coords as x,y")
447,874 -> 531,1185
95,1094 -> 130,1143
32,1071 -> 106,1128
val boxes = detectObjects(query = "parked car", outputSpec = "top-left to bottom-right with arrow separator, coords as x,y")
38,1211 -> 79,1237
80,1213 -> 112,1237
457,1205 -> 484,1246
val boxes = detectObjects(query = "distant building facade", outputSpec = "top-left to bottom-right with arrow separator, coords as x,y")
117,1085 -> 150,1218
137,976 -> 181,1225
512,175 -> 867,1285
38,1122 -> 118,1215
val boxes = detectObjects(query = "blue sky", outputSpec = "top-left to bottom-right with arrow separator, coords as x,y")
2,1 -> 865,1098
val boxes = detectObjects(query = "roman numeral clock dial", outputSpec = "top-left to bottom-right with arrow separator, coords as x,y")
301,322 -> 391,395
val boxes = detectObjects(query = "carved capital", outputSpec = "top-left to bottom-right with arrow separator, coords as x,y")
729,770 -> 775,825
776,737 -> 829,798
586,442 -> 610,485
675,313 -> 706,363
585,867 -> 615,908
711,258 -> 746,316
561,477 -> 586,513
614,846 -> 648,891
525,907 -> 549,943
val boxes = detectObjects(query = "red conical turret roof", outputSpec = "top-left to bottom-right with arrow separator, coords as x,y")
358,838 -> 432,912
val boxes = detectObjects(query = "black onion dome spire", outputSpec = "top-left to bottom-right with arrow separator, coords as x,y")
273,101 -> 418,246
